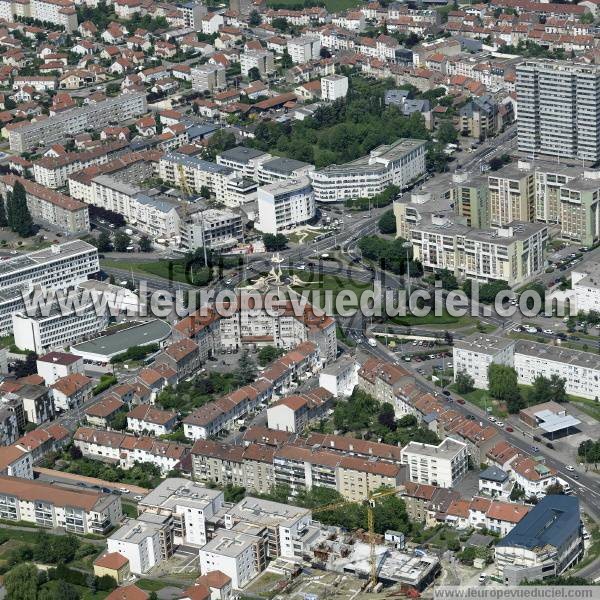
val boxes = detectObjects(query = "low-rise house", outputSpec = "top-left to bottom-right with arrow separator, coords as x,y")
51,373 -> 93,412
85,394 -> 126,428
127,405 -> 179,436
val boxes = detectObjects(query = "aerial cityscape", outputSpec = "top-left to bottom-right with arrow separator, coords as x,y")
0,0 -> 599,598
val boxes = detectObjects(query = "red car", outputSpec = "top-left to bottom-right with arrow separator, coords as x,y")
457,398 -> 465,405
505,426 -> 514,432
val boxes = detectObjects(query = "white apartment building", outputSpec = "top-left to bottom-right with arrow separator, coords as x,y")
199,530 -> 264,589
127,405 -> 179,437
30,0 -> 78,31
216,147 -> 271,181
287,36 -> 321,63
0,475 -> 121,535
37,352 -> 84,385
8,92 -> 147,153
107,518 -> 163,574
74,427 -> 188,474
401,438 -> 469,488
191,64 -> 226,92
12,287 -> 110,353
0,240 -> 99,336
321,74 -> 348,101
514,340 -> 600,401
256,177 -> 315,234
318,356 -> 358,397
453,334 -> 516,389
411,215 -> 548,287
571,263 -> 600,314
138,479 -> 224,547
240,50 -> 275,77
310,139 -> 426,203
224,496 -> 313,560
181,209 -> 244,251
0,446 -> 33,479
517,60 -> 600,163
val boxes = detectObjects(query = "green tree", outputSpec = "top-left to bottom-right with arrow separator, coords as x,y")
235,349 -> 257,386
138,235 -> 152,252
7,182 -> 34,237
529,374 -> 551,405
438,120 -> 458,145
248,66 -> 261,81
204,130 -> 236,161
113,231 -> 131,252
436,268 -> 458,290
548,374 -> 567,403
378,210 -> 396,234
248,9 -> 261,25
5,563 -> 40,600
200,185 -> 210,199
0,194 -> 7,227
488,364 -> 522,412
455,370 -> 474,394
280,48 -> 293,69
96,231 -> 112,252
109,411 -> 128,431
510,483 -> 525,501
263,233 -> 288,251
257,345 -> 284,366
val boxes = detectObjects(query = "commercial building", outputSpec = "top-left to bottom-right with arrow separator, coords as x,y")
320,74 -> 348,101
400,438 -> 469,488
517,60 -> 600,163
495,495 -> 583,584
453,334 -> 515,389
8,92 -> 147,152
287,36 -> 321,63
70,320 -> 172,366
0,240 -> 99,336
410,215 -> 548,287
310,139 -> 427,203
0,475 -> 121,534
256,177 -> 315,234
191,64 -> 226,92
12,286 -> 110,354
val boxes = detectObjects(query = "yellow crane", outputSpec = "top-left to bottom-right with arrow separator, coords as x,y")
177,163 -> 192,197
311,488 -> 402,589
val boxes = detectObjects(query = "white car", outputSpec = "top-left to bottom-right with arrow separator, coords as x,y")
134,495 -> 144,501
297,264 -> 306,270
496,421 -> 504,427
565,465 -> 575,472
119,487 -> 130,494
525,326 -> 538,334
489,416 -> 496,422
542,329 -> 553,335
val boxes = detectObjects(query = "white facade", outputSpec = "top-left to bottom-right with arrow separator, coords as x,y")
311,139 -> 426,203
453,334 -> 516,389
240,50 -> 275,77
318,357 -> 358,397
401,438 -> 469,488
256,177 -> 315,234
107,519 -> 162,574
36,352 -> 84,385
191,64 -> 226,92
199,530 -> 262,589
12,292 -> 109,353
321,75 -> 348,101
287,36 -> 321,64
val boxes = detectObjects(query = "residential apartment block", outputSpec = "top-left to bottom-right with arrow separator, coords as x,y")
310,139 -> 427,203
191,64 -> 226,92
401,438 -> 469,488
256,177 -> 315,234
0,475 -> 121,534
517,60 -> 600,163
8,92 -> 147,152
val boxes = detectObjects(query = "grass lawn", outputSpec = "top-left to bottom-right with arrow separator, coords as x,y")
388,311 -> 476,328
0,528 -> 43,544
122,502 -> 138,518
568,396 -> 600,422
101,258 -> 210,287
136,580 -> 169,592
449,385 -> 507,417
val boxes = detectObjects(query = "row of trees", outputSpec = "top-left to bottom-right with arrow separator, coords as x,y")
357,235 -> 423,277
345,185 -> 400,212
95,230 -> 152,253
578,439 -> 600,464
0,182 -> 34,237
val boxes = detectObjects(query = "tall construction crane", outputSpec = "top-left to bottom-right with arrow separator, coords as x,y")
311,488 -> 402,590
